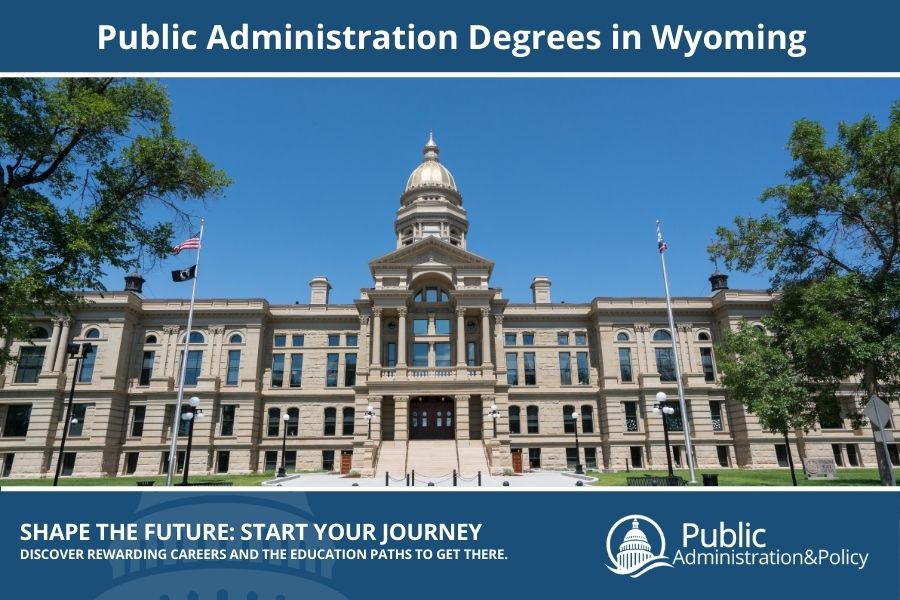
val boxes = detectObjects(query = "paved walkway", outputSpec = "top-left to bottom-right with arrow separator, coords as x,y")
265,471 -> 594,489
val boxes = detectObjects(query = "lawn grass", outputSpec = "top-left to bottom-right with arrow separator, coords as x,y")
0,472 -> 275,487
587,467 -> 896,486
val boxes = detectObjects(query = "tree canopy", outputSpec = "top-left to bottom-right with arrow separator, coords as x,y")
0,78 -> 230,368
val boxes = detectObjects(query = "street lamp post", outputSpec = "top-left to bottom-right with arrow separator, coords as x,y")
180,396 -> 202,485
277,412 -> 290,478
53,343 -> 92,486
571,410 -> 584,474
365,405 -> 376,440
489,404 -> 500,438
653,391 -> 676,477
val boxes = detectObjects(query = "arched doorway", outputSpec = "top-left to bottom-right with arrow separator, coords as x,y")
409,397 -> 454,440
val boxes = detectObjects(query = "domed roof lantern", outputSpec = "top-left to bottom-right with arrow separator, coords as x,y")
124,271 -> 145,295
403,132 -> 460,203
709,264 -> 729,293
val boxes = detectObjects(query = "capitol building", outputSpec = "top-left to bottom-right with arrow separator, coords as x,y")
0,134 -> 894,480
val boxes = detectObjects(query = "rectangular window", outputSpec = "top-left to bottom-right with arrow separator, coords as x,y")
504,333 -> 516,346
324,408 -> 336,436
264,451 -> 278,472
585,447 -> 597,469
819,398 -> 844,429
887,444 -> 900,466
343,408 -> 355,436
345,354 -> 357,386
271,354 -> 285,387
506,353 -> 519,385
68,404 -> 87,437
527,406 -> 539,434
412,343 -> 429,367
326,354 -> 339,387
581,405 -> 594,433
466,341 -> 477,367
528,448 -> 541,469
665,405 -> 684,432
346,334 -> 358,347
267,410 -> 281,437
15,347 -> 45,383
558,353 -> 572,385
217,451 -> 230,473
322,450 -> 335,471
385,343 -> 397,368
624,402 -> 638,432
3,405 -> 31,437
139,351 -> 155,386
831,444 -> 844,467
576,352 -> 590,385
655,347 -> 676,382
286,409 -> 299,436
618,348 -> 633,383
566,447 -> 579,469
557,332 -> 569,346
221,405 -> 235,436
226,349 -> 240,385
523,333 -> 535,346
700,347 -> 716,382
61,452 -> 76,476
328,334 -> 340,347
125,452 -> 138,475
564,407 -> 576,434
434,343 -> 451,367
509,408 -> 521,434
717,446 -> 730,467
523,352 -> 536,385
847,444 -> 859,466
177,409 -> 191,437
413,320 -> 428,335
78,345 -> 97,383
710,401 -> 724,431
630,446 -> 643,468
292,334 -> 304,347
2,454 -> 14,477
274,334 -> 286,347
181,350 -> 202,386
575,332 -> 587,346
131,406 -> 146,437
285,450 -> 297,472
163,450 -> 186,474
435,319 -> 450,335
290,354 -> 303,387
775,444 -> 789,467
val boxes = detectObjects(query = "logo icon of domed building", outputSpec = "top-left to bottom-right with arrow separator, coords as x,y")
605,515 -> 674,578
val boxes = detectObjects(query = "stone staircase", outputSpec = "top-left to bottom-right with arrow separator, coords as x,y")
456,440 -> 490,476
374,441 -> 408,477
405,440 -> 459,478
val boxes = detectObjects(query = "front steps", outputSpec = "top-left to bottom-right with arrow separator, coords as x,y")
372,440 -> 491,479
374,441 -> 408,478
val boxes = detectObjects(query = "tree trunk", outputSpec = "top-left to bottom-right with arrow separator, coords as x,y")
863,362 -> 895,486
783,431 -> 798,486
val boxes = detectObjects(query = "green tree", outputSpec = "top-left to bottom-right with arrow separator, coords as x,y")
711,101 -> 900,484
0,78 -> 230,369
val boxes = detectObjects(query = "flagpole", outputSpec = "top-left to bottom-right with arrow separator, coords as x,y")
656,220 -> 697,484
166,219 -> 205,486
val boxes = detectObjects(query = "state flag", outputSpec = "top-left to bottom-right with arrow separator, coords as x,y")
171,265 -> 197,282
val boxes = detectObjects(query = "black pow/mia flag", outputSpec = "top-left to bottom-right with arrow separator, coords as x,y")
171,265 -> 197,282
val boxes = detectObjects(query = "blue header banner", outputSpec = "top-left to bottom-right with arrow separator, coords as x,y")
1,0 -> 898,73
2,489 -> 898,599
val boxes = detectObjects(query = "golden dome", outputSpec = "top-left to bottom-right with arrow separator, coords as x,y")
404,132 -> 458,194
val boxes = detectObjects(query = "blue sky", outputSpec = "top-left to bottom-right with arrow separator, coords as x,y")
110,78 -> 898,304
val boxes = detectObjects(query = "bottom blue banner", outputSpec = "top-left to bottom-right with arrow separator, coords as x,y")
2,489 -> 897,599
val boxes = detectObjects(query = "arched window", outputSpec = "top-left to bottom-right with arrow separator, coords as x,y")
189,331 -> 205,344
145,334 -> 158,344
581,405 -> 594,433
342,407 -> 355,436
698,332 -> 710,341
526,405 -> 539,434
267,408 -> 280,437
753,324 -> 765,333
508,406 -> 521,434
616,332 -> 629,342
413,287 -> 449,303
85,328 -> 101,339
229,333 -> 243,344
30,326 -> 50,339
563,405 -> 576,434
653,329 -> 672,342
287,408 -> 299,437
324,407 -> 336,436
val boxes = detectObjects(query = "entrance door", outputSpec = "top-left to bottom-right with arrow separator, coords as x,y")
340,451 -> 353,474
410,397 -> 455,440
511,449 -> 523,473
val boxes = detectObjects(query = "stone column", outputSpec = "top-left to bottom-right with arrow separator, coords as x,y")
493,314 -> 505,376
480,308 -> 493,368
455,394 -> 470,440
367,395 -> 382,441
371,309 -> 382,367
358,315 -> 370,374
482,394 -> 496,440
395,395 -> 409,441
455,308 -> 466,367
53,319 -> 71,372
45,319 -> 62,373
397,307 -> 408,371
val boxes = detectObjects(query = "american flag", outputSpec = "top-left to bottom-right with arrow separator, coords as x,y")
172,233 -> 201,255
656,220 -> 668,253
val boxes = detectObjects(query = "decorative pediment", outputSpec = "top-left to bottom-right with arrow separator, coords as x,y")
369,237 -> 494,272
